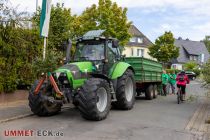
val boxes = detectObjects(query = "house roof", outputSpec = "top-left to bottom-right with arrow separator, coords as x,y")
127,25 -> 153,48
174,39 -> 210,63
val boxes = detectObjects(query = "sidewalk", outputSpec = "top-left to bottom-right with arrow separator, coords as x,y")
0,90 -> 32,123
0,101 -> 33,123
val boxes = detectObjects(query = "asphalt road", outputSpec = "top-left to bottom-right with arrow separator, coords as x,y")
0,80 -> 209,140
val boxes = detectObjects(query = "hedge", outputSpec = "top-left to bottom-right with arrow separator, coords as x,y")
0,25 -> 42,93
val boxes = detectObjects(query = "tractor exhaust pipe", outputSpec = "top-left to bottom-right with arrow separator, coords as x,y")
65,39 -> 72,64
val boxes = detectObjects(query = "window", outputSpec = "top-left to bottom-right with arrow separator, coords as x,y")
131,48 -> 134,56
130,37 -> 136,42
189,55 -> 193,60
137,37 -> 143,43
189,55 -> 198,61
193,56 -> 198,61
137,49 -> 144,57
74,41 -> 104,61
130,37 -> 143,43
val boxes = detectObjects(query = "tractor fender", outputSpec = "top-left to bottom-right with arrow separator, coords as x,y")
109,62 -> 134,79
90,73 -> 110,82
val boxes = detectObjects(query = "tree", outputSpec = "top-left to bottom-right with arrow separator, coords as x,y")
33,3 -> 74,52
78,0 -> 132,46
149,31 -> 179,65
184,61 -> 198,70
203,36 -> 210,53
0,3 -> 42,92
203,59 -> 210,85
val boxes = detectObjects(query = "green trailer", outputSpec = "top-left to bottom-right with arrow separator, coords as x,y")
125,57 -> 162,100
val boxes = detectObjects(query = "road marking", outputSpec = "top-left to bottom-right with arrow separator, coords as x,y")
185,98 -> 209,132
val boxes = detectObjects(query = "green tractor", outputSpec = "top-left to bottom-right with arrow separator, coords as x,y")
29,30 -> 136,121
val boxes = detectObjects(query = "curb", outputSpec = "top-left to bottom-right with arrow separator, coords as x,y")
0,113 -> 34,124
0,106 -> 73,124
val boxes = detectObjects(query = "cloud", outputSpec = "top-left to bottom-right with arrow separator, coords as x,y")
10,0 -> 210,16
8,0 -> 210,41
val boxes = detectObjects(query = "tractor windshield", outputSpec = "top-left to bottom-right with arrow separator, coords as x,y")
74,41 -> 105,61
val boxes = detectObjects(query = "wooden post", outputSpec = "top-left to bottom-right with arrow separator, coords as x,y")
43,37 -> 47,60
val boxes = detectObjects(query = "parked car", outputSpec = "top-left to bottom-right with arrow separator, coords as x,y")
185,71 -> 196,80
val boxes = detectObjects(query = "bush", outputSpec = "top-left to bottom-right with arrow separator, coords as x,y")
184,61 -> 198,70
165,69 -> 180,74
191,69 -> 201,76
0,25 -> 42,92
202,60 -> 210,84
32,51 -> 64,78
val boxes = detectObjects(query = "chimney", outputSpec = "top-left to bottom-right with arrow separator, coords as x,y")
178,37 -> 182,40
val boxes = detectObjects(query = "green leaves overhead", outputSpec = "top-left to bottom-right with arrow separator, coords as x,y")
149,31 -> 179,63
78,0 -> 132,46
203,36 -> 210,53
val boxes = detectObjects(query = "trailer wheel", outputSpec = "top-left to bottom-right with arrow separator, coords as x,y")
75,78 -> 111,121
113,69 -> 136,110
28,81 -> 61,116
145,84 -> 153,100
153,85 -> 158,98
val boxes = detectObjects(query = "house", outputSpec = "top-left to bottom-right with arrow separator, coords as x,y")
171,37 -> 210,70
122,25 -> 154,59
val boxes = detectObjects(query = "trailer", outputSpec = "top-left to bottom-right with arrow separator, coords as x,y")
125,57 -> 162,100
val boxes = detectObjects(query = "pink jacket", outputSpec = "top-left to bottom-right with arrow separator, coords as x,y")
176,74 -> 189,86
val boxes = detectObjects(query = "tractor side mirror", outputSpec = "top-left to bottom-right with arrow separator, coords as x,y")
112,40 -> 119,48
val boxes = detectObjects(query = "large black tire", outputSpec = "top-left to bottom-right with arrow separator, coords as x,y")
153,85 -> 158,99
113,69 -> 136,110
28,81 -> 61,116
75,78 -> 111,121
145,85 -> 153,100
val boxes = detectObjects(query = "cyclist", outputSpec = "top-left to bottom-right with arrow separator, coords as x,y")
176,70 -> 189,101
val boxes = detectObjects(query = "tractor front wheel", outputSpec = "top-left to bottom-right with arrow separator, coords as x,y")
113,69 -> 136,110
75,78 -> 111,121
28,81 -> 62,116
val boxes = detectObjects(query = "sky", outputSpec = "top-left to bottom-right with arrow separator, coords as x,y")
8,0 -> 210,42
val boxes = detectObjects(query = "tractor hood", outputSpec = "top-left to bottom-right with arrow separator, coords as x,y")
55,62 -> 93,76
54,62 -> 94,89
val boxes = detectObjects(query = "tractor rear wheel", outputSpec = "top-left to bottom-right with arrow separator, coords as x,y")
145,84 -> 153,100
113,69 -> 136,110
75,78 -> 111,121
153,85 -> 158,98
28,81 -> 61,116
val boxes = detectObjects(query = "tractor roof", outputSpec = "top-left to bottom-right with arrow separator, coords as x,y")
83,30 -> 105,40
77,30 -> 116,41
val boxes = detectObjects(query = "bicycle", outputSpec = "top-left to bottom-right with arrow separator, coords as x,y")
177,87 -> 183,104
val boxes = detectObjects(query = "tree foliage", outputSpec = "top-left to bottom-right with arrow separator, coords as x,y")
78,0 -> 132,46
203,59 -> 210,85
149,31 -> 179,63
0,25 -> 42,92
203,36 -> 210,53
33,3 -> 74,52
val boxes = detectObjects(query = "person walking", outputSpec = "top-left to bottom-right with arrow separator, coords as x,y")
169,71 -> 176,95
162,70 -> 169,96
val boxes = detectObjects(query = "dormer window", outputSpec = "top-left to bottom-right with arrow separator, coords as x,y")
137,37 -> 143,43
130,37 -> 136,42
130,37 -> 143,43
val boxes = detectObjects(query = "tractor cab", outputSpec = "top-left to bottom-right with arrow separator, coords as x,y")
73,30 -> 121,74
